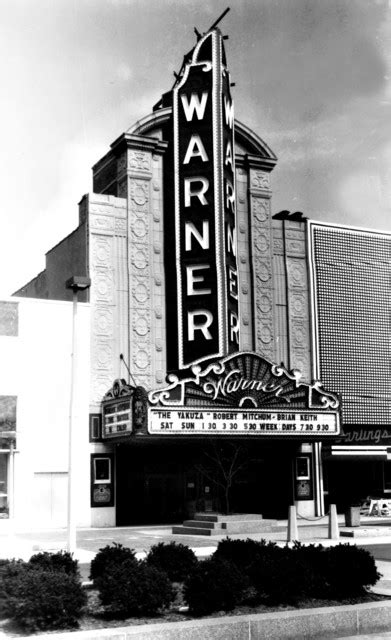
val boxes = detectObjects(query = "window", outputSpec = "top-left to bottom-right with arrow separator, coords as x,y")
89,414 -> 102,441
93,457 -> 111,484
296,456 -> 310,480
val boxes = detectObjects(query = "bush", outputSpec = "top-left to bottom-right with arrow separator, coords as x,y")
145,542 -> 198,582
90,542 -> 137,582
0,560 -> 25,615
3,565 -> 86,632
28,550 -> 79,576
96,557 -> 174,617
184,556 -> 248,616
213,537 -> 270,571
249,545 -> 318,604
324,544 -> 381,597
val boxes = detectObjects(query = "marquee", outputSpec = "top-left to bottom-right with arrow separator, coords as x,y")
148,352 -> 341,437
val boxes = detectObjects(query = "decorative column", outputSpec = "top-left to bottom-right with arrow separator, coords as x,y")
248,157 -> 275,360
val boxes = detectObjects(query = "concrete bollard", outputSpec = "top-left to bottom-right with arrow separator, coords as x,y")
328,503 -> 339,539
287,504 -> 299,542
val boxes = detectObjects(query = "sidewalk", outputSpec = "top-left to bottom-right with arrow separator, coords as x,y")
1,514 -> 391,590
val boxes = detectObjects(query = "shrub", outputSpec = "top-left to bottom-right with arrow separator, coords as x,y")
324,544 -> 380,597
213,537 -> 270,571
0,560 -> 25,615
184,556 -> 248,616
28,550 -> 79,576
90,542 -> 137,582
145,542 -> 198,582
96,557 -> 174,617
3,565 -> 86,632
251,545 -> 320,604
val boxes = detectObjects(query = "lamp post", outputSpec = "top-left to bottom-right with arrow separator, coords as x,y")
65,276 -> 91,554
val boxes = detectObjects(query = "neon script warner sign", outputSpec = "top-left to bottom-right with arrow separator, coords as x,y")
173,28 -> 239,369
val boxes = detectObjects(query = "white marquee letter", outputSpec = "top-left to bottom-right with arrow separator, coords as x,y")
225,140 -> 233,168
183,134 -> 209,164
188,310 -> 213,341
224,97 -> 234,129
225,179 -> 236,213
186,264 -> 211,296
228,266 -> 238,300
181,92 -> 208,121
229,311 -> 239,345
185,221 -> 210,251
184,177 -> 209,206
227,224 -> 236,256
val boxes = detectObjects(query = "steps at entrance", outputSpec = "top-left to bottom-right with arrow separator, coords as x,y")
172,512 -> 279,536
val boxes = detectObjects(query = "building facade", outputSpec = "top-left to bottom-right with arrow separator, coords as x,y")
4,27 -> 389,528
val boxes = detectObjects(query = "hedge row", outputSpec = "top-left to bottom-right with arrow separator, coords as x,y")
0,540 -> 381,630
92,540 -> 381,617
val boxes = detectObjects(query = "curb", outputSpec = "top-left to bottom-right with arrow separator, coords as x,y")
13,599 -> 391,640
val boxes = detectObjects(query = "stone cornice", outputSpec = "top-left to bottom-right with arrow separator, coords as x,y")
110,133 -> 168,156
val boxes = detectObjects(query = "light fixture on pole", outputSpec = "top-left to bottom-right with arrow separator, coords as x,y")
65,276 -> 91,554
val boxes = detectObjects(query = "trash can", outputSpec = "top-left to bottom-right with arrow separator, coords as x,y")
345,505 -> 360,527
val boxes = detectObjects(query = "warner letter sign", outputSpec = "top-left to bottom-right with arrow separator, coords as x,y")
172,29 -> 240,369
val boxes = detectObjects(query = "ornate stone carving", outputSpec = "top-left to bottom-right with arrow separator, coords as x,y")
273,238 -> 284,253
251,171 -> 270,190
94,340 -> 112,368
131,218 -> 147,239
92,237 -> 111,266
252,198 -> 269,223
259,294 -> 272,314
92,375 -> 114,404
292,322 -> 306,346
133,315 -> 150,337
129,181 -> 149,207
290,293 -> 306,317
94,308 -> 113,336
287,259 -> 306,287
286,240 -> 305,255
93,272 -> 113,303
133,282 -> 149,303
90,215 -> 115,231
134,349 -> 150,370
286,230 -> 304,240
132,248 -> 148,270
115,218 -> 127,234
128,151 -> 150,172
258,324 -> 273,344
255,232 -> 269,253
255,261 -> 271,283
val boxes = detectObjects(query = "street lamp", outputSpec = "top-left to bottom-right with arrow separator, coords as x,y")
65,276 -> 91,554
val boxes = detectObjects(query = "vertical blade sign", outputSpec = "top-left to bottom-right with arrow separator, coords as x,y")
173,29 -> 239,369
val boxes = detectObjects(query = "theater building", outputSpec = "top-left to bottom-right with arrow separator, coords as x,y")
3,26 -> 388,528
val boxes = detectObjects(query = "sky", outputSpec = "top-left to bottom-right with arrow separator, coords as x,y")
1,0 -> 390,297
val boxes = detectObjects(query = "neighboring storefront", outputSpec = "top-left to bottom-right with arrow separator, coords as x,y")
309,222 -> 391,511
0,298 -> 91,529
